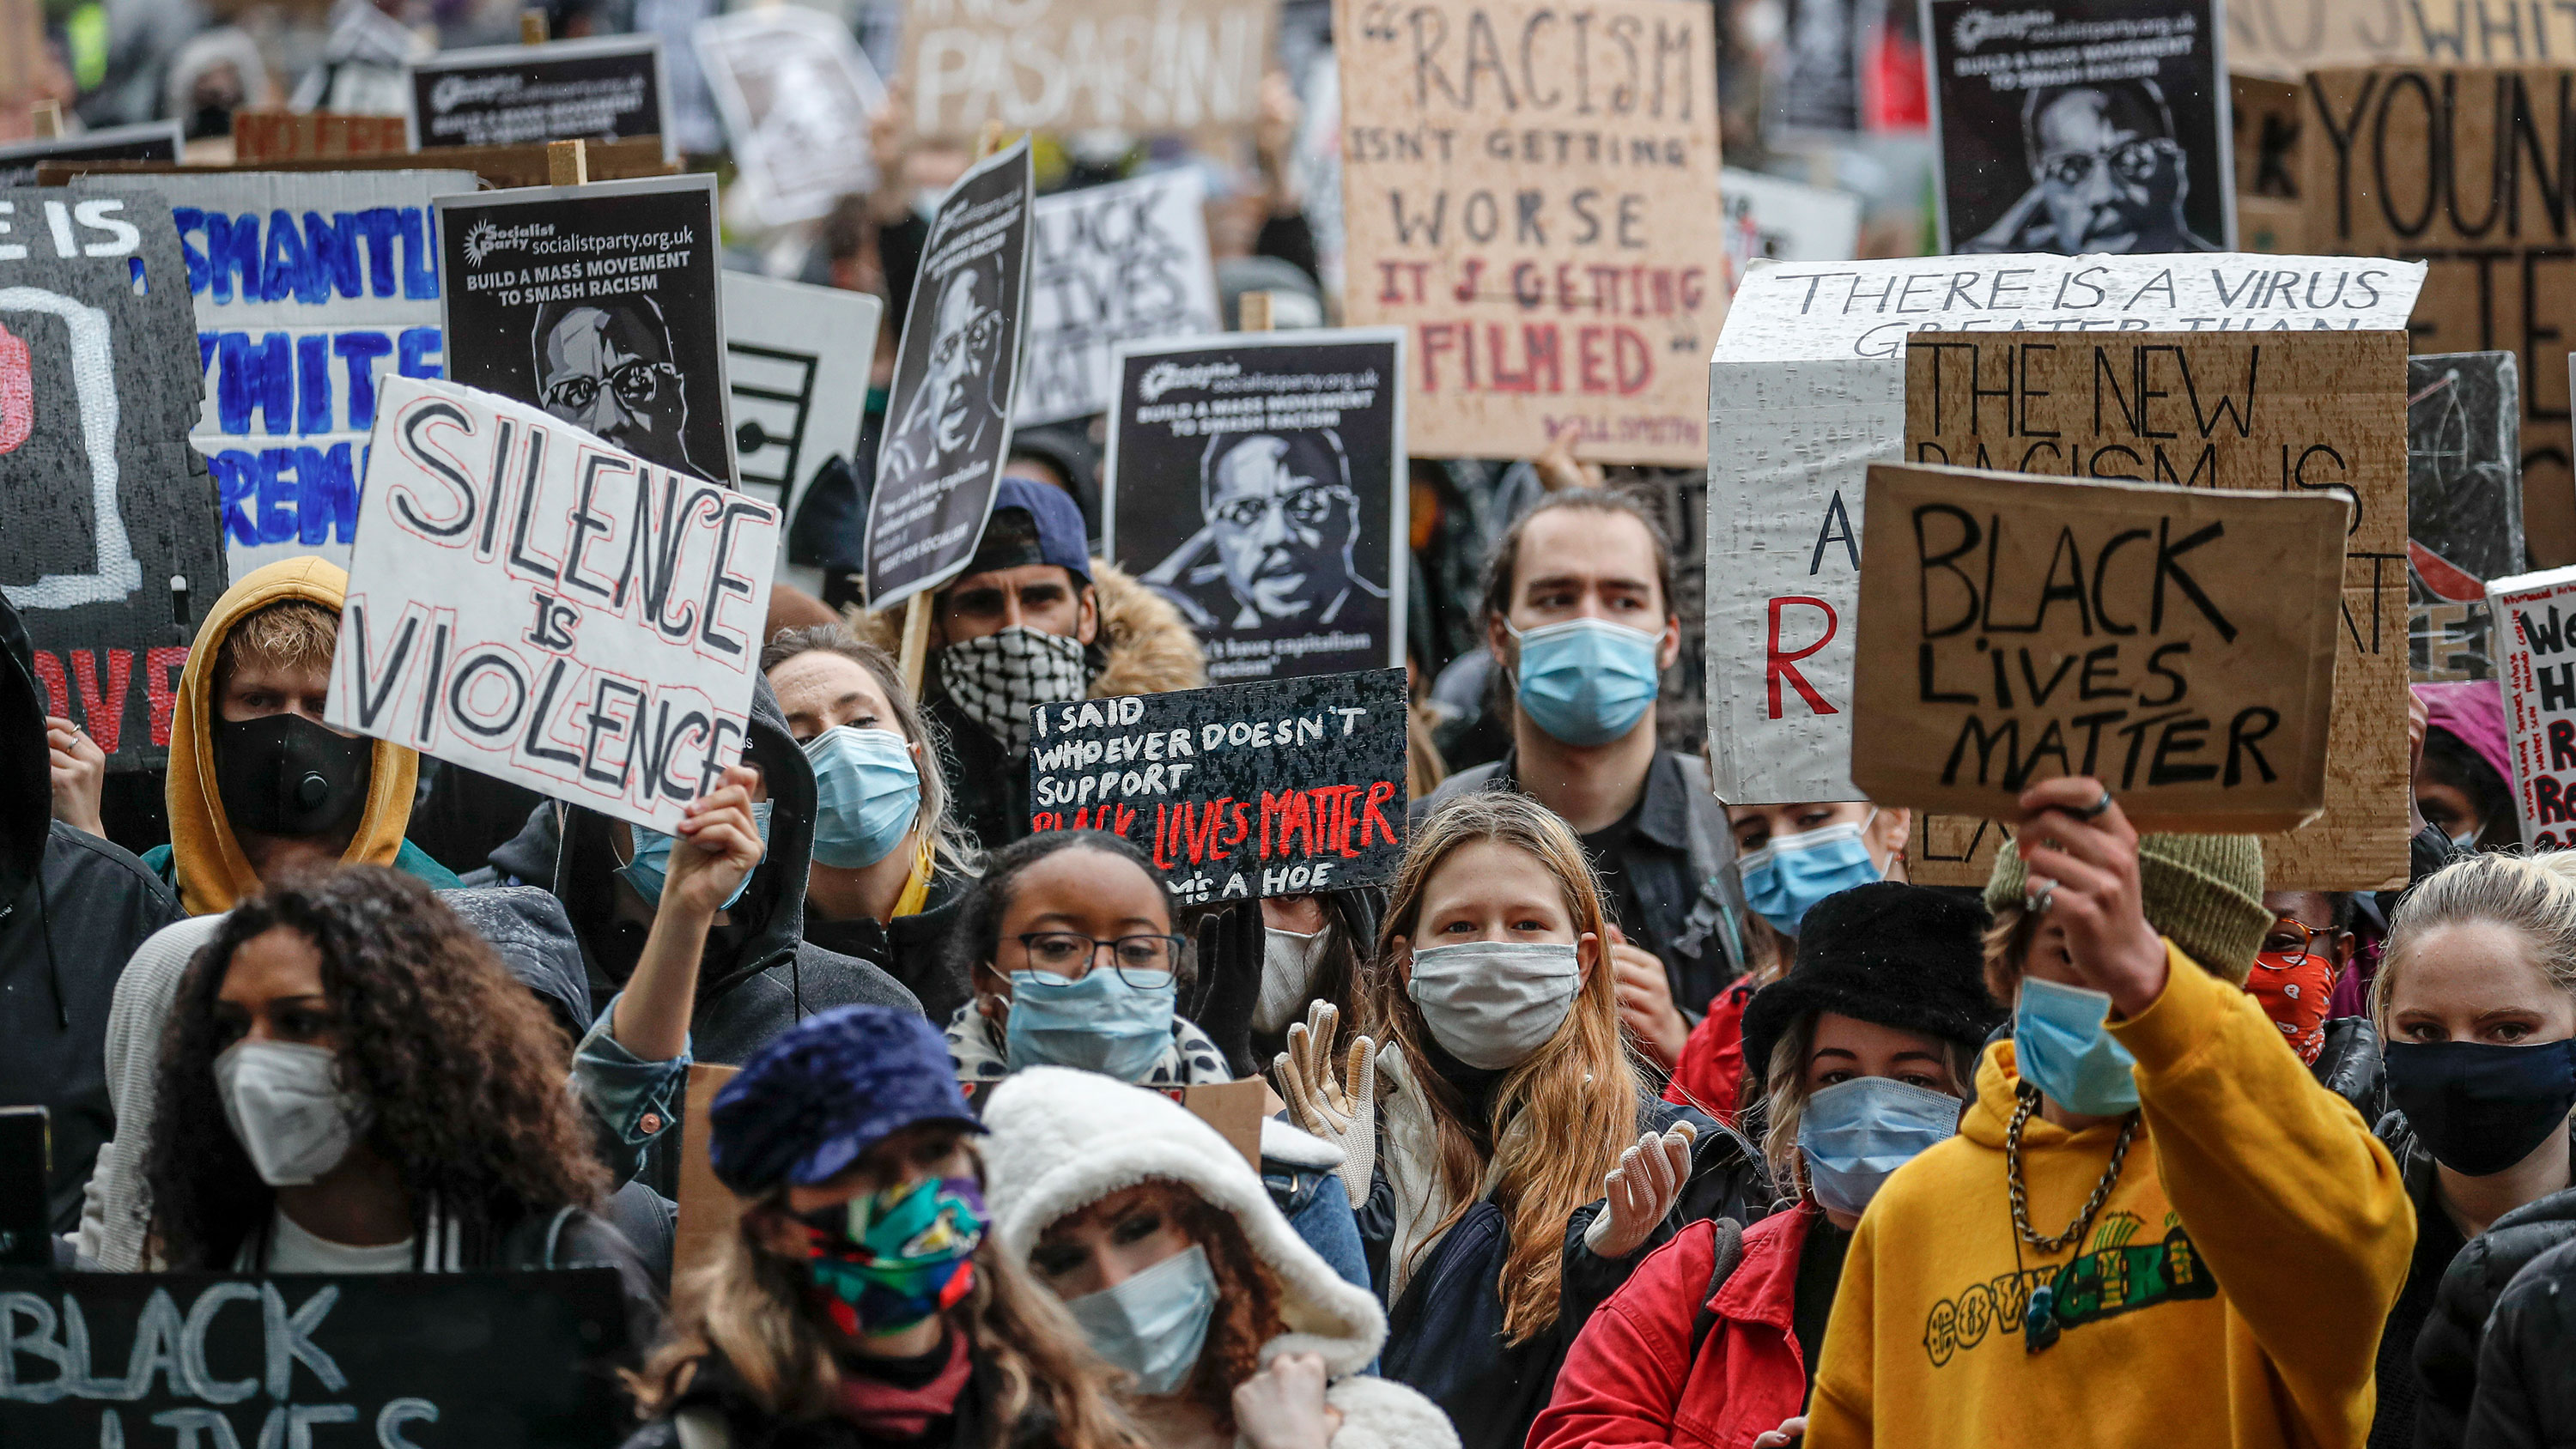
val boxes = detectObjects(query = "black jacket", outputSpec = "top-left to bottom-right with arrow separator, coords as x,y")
2464,1233 -> 2576,1448
619,1337 -> 1065,1449
804,887 -> 975,1027
2414,1170 -> 2576,1449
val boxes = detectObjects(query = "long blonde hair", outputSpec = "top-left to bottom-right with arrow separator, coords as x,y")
1359,791 -> 1645,1344
2376,850 -> 2576,1028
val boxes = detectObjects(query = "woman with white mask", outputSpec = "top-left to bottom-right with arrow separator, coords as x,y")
1528,882 -> 1998,1449
1278,791 -> 1748,1449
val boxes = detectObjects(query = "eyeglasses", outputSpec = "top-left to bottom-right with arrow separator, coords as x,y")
1013,932 -> 1182,987
931,311 -> 1004,370
2256,917 -> 2322,967
544,357 -> 671,415
1212,483 -> 1350,532
2038,136 -> 2178,189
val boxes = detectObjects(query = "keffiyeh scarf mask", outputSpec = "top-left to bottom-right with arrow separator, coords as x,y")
941,627 -> 1090,755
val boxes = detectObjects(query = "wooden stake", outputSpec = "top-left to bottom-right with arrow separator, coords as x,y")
975,118 -> 1005,160
30,100 -> 60,138
1238,289 -> 1273,332
519,9 -> 547,44
547,138 -> 588,186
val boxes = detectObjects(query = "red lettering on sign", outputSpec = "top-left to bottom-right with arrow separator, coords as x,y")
1766,597 -> 1840,720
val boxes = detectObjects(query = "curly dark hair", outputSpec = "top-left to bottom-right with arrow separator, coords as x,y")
145,867 -> 609,1270
949,830 -> 1176,991
1169,1187 -> 1287,1434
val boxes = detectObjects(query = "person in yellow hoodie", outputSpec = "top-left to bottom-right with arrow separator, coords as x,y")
140,558 -> 459,912
1804,775 -> 2414,1449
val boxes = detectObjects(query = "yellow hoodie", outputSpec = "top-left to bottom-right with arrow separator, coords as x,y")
1807,943 -> 2413,1449
162,558 -> 424,915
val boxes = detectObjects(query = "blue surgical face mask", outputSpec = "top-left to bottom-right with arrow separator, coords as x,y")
806,725 -> 922,869
2014,975 -> 2141,1116
1003,967 -> 1177,1082
1508,617 -> 1663,747
1797,1075 -> 1960,1218
1738,810 -> 1883,938
2451,828 -> 2480,853
1064,1243 -> 1218,1396
618,802 -> 774,912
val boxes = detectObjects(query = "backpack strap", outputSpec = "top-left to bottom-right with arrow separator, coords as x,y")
1686,1218 -> 1749,1356
1674,755 -> 1749,975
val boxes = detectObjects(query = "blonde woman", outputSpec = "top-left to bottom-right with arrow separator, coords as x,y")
1276,791 -> 1761,1449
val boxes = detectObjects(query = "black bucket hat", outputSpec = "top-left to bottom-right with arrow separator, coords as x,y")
1738,882 -> 2004,1087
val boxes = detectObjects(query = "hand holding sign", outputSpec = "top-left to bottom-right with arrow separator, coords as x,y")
2011,777 -> 2172,1019
666,762 -> 765,917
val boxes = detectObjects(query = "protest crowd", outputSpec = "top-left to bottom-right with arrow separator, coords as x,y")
11,0 -> 2576,1444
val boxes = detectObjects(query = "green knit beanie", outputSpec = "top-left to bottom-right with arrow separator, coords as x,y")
1983,833 -> 2269,985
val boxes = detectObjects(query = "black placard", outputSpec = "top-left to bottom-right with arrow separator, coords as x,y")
1107,330 -> 1406,685
405,36 -> 674,161
863,138 -> 1033,609
0,124 -> 183,188
2409,352 -> 2524,682
1026,667 -> 1409,903
0,1268 -> 630,1446
434,174 -> 734,487
0,1108 -> 46,1267
0,187 -> 225,772
1923,0 -> 2233,255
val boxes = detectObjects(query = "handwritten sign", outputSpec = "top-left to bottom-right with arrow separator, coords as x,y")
407,36 -> 674,161
695,8 -> 884,228
1020,171 -> 1219,427
1334,0 -> 1727,464
2303,65 -> 2576,567
2492,565 -> 2576,846
0,1268 -> 629,1447
1899,330 -> 2408,888
1852,461 -> 2343,829
324,377 -> 779,833
902,0 -> 1275,143
2410,352 -> 2524,682
1026,667 -> 1409,902
2227,0 -> 2576,79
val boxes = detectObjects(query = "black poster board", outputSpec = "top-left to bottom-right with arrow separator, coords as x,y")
1923,0 -> 2233,254
434,173 -> 734,487
2411,352 -> 2525,682
1106,330 -> 1406,684
1027,667 -> 1408,903
863,137 -> 1034,609
0,186 -> 224,772
0,1268 -> 630,1446
0,124 -> 184,188
405,36 -> 675,162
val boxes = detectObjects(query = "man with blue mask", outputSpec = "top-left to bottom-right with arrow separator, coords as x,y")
1418,489 -> 1746,1070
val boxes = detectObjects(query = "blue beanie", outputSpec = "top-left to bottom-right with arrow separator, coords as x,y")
958,476 -> 1091,586
708,1005 -> 981,1196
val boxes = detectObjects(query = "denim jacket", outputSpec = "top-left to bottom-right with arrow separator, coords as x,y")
574,992 -> 692,1187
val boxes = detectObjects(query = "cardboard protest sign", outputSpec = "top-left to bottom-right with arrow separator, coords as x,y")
324,377 -> 780,834
1899,330 -> 2409,888
0,1267 -> 630,1447
1852,462 -> 2344,828
1026,667 -> 1409,902
1107,330 -> 1406,682
1721,168 -> 1864,282
436,173 -> 733,488
1020,171 -> 1220,427
2303,66 -> 2576,567
1334,0 -> 1727,464
231,110 -> 410,163
2227,0 -> 2576,78
0,121 -> 180,186
2492,565 -> 2576,846
723,271 -> 882,559
2410,353 -> 2524,682
902,0 -> 1276,144
75,169 -> 479,577
0,187 -> 225,772
865,138 -> 1034,609
42,139 -> 678,190
408,36 -> 676,162
1923,0 -> 2233,256
1702,253 -> 2423,809
695,7 -> 884,229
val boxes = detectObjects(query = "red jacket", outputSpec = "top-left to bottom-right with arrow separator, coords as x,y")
1525,1207 -> 1814,1449
1663,979 -> 1753,1123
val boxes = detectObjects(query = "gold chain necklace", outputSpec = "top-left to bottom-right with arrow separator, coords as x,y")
2005,1082 -> 2140,1352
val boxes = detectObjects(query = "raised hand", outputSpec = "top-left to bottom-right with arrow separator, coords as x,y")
1583,1121 -> 1696,1258
1277,1000 -> 1377,1202
1232,1350 -> 1341,1449
2011,777 -> 2169,1018
1191,901 -> 1264,1077
46,715 -> 104,837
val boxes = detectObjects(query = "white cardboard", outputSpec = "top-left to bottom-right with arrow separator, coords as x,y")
694,8 -> 885,228
721,271 -> 882,569
327,377 -> 779,831
1018,170 -> 1219,427
2489,564 -> 2576,849
1720,168 -> 1864,280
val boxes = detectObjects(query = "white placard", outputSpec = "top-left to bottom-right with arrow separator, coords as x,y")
1018,171 -> 1220,427
2491,565 -> 2576,849
1721,168 -> 1864,280
722,271 -> 882,559
327,377 -> 779,831
695,8 -> 884,228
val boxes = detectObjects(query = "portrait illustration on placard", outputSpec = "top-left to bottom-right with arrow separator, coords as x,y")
880,259 -> 1009,487
1144,428 -> 1386,634
532,294 -> 712,479
1959,79 -> 2220,253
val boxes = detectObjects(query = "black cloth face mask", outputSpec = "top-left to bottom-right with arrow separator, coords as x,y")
212,713 -> 374,839
2384,1038 -> 2576,1176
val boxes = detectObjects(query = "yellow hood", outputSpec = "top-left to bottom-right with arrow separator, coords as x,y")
167,558 -> 420,915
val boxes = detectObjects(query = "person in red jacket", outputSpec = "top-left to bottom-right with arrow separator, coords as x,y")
1529,883 -> 1999,1449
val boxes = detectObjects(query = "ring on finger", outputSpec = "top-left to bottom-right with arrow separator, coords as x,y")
2075,788 -> 2113,820
2025,879 -> 2057,915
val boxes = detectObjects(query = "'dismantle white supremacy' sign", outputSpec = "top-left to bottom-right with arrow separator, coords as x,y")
325,377 -> 778,832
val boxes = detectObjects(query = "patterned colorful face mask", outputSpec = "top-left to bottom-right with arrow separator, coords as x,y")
798,1175 -> 987,1337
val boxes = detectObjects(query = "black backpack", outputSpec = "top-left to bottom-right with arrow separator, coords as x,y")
1686,1217 -> 1750,1355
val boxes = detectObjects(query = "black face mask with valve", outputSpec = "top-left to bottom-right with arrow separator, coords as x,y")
212,714 -> 374,838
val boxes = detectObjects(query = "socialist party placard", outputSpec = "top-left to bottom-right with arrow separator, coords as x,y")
1106,330 -> 1406,683
435,173 -> 734,488
407,35 -> 676,161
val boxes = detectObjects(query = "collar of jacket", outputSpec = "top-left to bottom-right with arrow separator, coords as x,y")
1491,747 -> 1692,852
1712,1201 -> 1816,1334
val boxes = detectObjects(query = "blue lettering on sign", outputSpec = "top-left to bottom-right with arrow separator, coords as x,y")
212,444 -> 369,548
174,206 -> 441,306
198,328 -> 444,438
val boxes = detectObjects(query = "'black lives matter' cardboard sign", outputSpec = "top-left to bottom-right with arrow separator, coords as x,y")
0,1268 -> 631,1447
1852,462 -> 2346,830
0,188 -> 225,772
407,35 -> 675,161
1901,329 -> 2409,888
1108,330 -> 1406,684
435,173 -> 733,488
2411,352 -> 2524,682
866,137 -> 1034,609
1026,667 -> 1408,902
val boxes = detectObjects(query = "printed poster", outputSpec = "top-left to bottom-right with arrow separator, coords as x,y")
407,36 -> 676,161
695,8 -> 884,228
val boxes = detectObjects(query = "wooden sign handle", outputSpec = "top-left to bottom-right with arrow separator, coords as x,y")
30,100 -> 59,139
1238,290 -> 1273,332
520,9 -> 548,44
547,138 -> 588,186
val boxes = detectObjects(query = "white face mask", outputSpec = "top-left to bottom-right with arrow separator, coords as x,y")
1252,927 -> 1327,1036
1405,940 -> 1582,1070
216,1039 -> 372,1187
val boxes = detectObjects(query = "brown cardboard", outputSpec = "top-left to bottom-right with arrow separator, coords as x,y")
231,110 -> 410,161
901,0 -> 1277,145
2303,65 -> 2576,567
36,135 -> 676,187
2229,1 -> 2576,79
673,1064 -> 743,1286
1901,330 -> 2410,889
1334,0 -> 1727,465
1183,1078 -> 1267,1171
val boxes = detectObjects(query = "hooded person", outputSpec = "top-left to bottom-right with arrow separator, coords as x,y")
982,1067 -> 1458,1449
2414,682 -> 2517,853
854,476 -> 1204,853
0,594 -> 185,1234
141,557 -> 459,912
